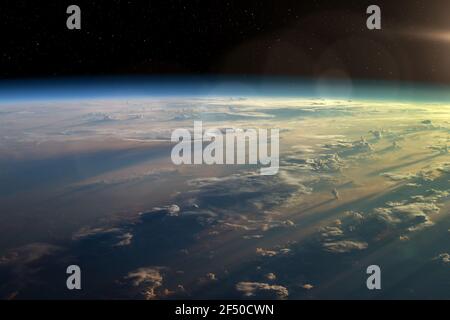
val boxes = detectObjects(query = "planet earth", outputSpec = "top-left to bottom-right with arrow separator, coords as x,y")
0,78 -> 449,299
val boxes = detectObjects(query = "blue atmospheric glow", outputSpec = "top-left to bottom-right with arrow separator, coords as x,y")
1,76 -> 450,103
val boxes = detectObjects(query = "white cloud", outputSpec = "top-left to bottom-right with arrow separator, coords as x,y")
323,240 -> 368,253
256,246 -> 292,257
114,232 -> 133,247
256,248 -> 278,257
265,273 -> 277,280
124,267 -> 165,300
433,253 -> 450,264
222,222 -> 255,231
302,284 -> 314,290
381,172 -> 416,181
243,234 -> 264,240
373,201 -> 439,231
320,226 -> 344,238
72,226 -> 121,240
235,281 -> 288,299
147,204 -> 181,217
206,273 -> 217,281
73,226 -> 135,248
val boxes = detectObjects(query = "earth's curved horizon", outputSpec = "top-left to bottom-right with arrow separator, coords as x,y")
0,79 -> 449,299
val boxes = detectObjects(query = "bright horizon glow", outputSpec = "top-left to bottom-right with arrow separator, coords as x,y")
2,76 -> 450,104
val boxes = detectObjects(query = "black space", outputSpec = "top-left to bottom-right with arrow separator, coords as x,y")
1,0 -> 450,85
